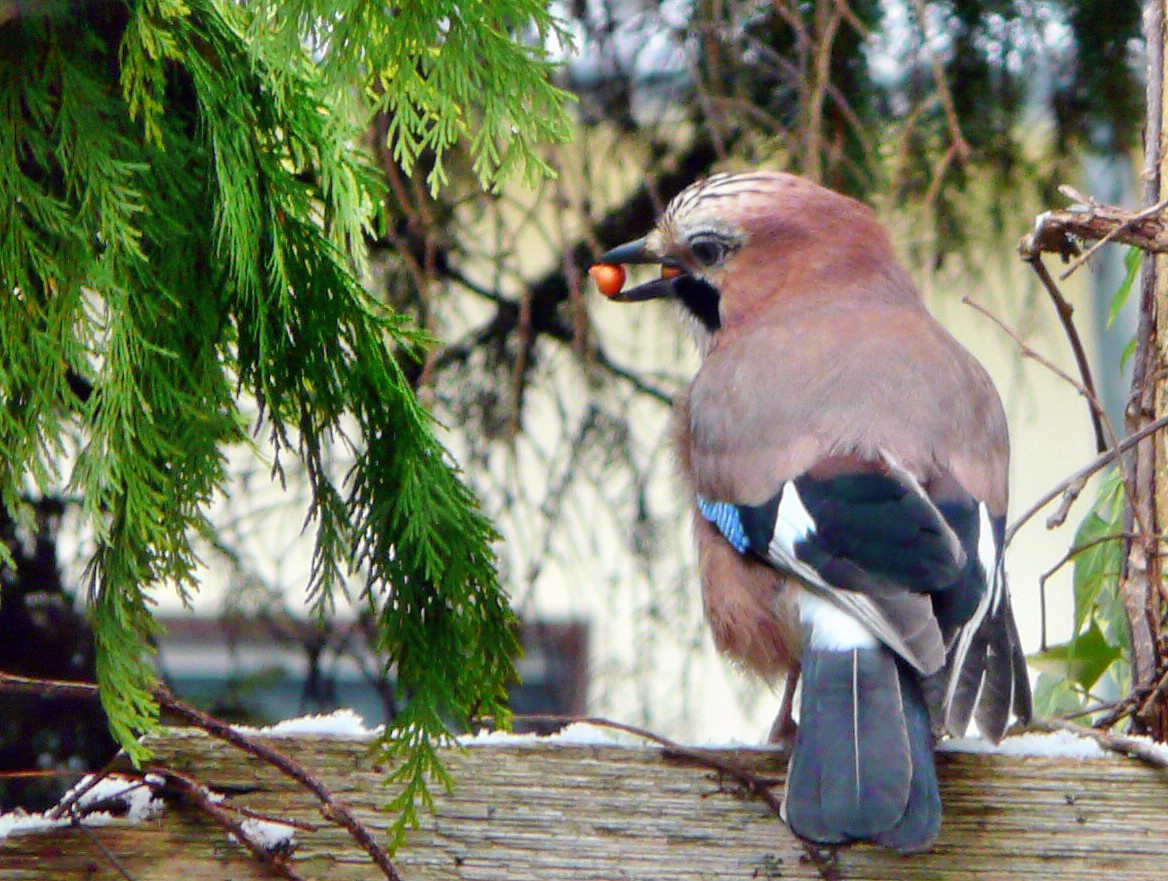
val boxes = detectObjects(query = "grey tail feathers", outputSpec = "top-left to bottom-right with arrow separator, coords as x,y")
943,586 -> 1033,742
783,645 -> 941,853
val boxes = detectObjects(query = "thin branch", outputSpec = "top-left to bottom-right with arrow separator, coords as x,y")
0,769 -> 91,780
831,0 -> 871,37
74,821 -> 138,881
217,801 -> 321,833
921,140 -> 963,212
803,1 -> 844,182
962,295 -> 1114,454
590,350 -> 675,405
1120,0 -> 1168,732
1036,532 -> 1138,652
907,0 -> 970,161
46,766 -> 115,821
441,266 -> 676,405
1060,698 -> 1128,720
60,775 -> 163,881
0,670 -> 99,700
1137,665 -> 1168,723
1005,414 -> 1168,544
158,769 -> 309,881
153,685 -> 405,881
1057,195 -> 1168,280
1021,203 -> 1168,260
0,672 -> 404,881
1021,255 -> 1111,453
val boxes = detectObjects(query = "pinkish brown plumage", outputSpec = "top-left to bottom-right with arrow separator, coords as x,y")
596,171 -> 1031,853
673,394 -> 801,680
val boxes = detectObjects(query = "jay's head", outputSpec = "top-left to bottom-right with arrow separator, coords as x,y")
593,171 -> 911,340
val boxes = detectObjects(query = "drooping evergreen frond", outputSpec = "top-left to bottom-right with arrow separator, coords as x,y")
1,0 -> 559,830
247,0 -> 575,192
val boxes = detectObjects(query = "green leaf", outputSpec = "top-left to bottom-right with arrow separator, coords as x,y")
1029,619 -> 1123,693
1032,671 -> 1085,717
1120,334 -> 1139,370
1070,467 -> 1126,636
1107,246 -> 1142,328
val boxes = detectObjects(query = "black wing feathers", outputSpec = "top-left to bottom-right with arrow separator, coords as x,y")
793,473 -> 964,594
931,500 -> 986,634
736,471 -> 973,603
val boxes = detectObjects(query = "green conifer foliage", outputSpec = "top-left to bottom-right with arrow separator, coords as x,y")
1,0 -> 569,839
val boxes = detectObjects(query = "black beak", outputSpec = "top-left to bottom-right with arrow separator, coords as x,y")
596,237 -> 686,302
598,237 -> 658,266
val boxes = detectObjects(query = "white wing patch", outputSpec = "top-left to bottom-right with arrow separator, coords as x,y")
800,589 -> 880,651
943,501 -> 1006,735
765,482 -> 817,570
774,484 -> 880,651
976,502 -> 1002,615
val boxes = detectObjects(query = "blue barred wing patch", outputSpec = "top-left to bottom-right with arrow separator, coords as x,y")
697,496 -> 750,553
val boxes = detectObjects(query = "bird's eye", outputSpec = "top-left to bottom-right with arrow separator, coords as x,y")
689,237 -> 727,267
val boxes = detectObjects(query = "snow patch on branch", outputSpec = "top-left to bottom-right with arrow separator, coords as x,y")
0,774 -> 165,842
235,817 -> 298,851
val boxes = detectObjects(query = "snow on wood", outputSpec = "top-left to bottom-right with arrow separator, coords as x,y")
236,708 -> 381,740
942,729 -> 1109,759
0,773 -> 165,841
3,725 -> 1168,880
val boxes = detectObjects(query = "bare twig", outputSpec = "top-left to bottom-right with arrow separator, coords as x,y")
0,672 -> 404,881
962,295 -> 1114,456
159,769 -> 309,881
0,769 -> 91,780
1116,0 -> 1168,712
907,0 -> 970,162
1021,201 -> 1168,260
1137,665 -> 1168,723
1004,414 -> 1168,544
1035,532 -> 1137,652
1020,255 -> 1111,453
153,685 -> 405,881
1058,196 -> 1168,280
59,776 -> 164,881
217,801 -> 320,833
831,0 -> 871,37
46,766 -> 115,821
495,713 -> 782,808
0,670 -> 99,700
803,2 -> 843,183
1060,699 -> 1128,720
441,267 -> 675,405
74,821 -> 138,881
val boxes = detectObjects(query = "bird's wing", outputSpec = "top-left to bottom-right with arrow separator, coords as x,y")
940,523 -> 1033,740
698,451 -> 991,677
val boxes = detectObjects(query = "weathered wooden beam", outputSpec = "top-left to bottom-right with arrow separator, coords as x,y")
3,729 -> 1168,880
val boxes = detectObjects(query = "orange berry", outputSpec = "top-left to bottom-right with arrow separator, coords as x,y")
589,262 -> 627,298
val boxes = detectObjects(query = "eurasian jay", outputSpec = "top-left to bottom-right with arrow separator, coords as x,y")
592,171 -> 1032,852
